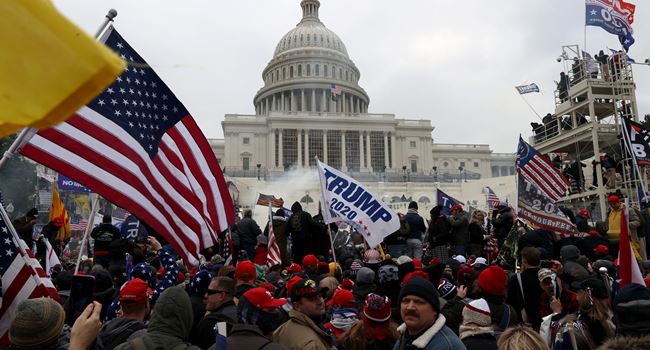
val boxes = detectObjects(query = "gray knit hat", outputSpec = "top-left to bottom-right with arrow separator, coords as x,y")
356,267 -> 376,285
9,298 -> 65,347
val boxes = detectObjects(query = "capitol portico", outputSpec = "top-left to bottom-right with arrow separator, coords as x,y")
211,0 -> 515,186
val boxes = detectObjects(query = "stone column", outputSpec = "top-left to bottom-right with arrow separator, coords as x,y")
301,89 -> 306,112
278,129 -> 284,169
355,97 -> 360,114
359,132 -> 365,170
321,89 -> 327,112
311,89 -> 316,113
384,132 -> 389,169
341,131 -> 347,171
297,129 -> 302,168
304,130 -> 310,167
272,94 -> 276,112
342,92 -> 346,114
390,133 -> 397,169
291,90 -> 296,112
366,131 -> 372,171
269,129 -> 275,169
281,92 -> 285,112
323,130 -> 328,163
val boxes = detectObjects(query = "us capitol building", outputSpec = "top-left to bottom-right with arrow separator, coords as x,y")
209,0 -> 515,194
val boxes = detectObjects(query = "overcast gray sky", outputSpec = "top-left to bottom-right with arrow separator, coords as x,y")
52,0 -> 650,153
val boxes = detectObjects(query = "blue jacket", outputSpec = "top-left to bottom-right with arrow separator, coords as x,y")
393,314 -> 467,350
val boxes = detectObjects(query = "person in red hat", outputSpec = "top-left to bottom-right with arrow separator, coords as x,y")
285,263 -> 303,275
606,194 -> 641,259
477,266 -> 518,330
227,287 -> 288,349
323,289 -> 358,342
234,260 -> 258,298
273,278 -> 334,349
302,254 -> 319,280
575,209 -> 592,233
95,278 -> 151,349
339,293 -> 398,350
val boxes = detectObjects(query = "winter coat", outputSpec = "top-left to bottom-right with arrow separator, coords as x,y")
272,310 -> 336,350
427,215 -> 451,246
189,294 -> 206,331
94,317 -> 147,350
227,324 -> 288,350
483,294 -> 519,329
449,211 -> 470,247
441,296 -> 471,335
575,214 -> 590,233
492,207 -> 513,240
404,209 -> 427,240
393,315 -> 466,350
353,283 -> 376,309
114,286 -> 200,350
467,222 -> 486,245
460,332 -> 497,350
91,223 -> 121,254
237,217 -> 263,245
506,267 -> 543,328
192,301 -> 237,349
13,216 -> 36,246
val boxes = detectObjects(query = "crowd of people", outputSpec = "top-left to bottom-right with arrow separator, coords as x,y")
4,195 -> 650,350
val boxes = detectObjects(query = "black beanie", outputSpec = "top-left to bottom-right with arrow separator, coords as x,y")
614,283 -> 650,336
398,276 -> 440,313
408,201 -> 418,210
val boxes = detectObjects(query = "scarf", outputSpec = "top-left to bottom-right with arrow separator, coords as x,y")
330,308 -> 358,331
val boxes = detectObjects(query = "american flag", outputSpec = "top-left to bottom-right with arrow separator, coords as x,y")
517,136 -> 569,201
330,84 -> 342,101
266,205 -> 282,267
70,218 -> 89,232
256,193 -> 284,208
485,187 -> 501,210
18,26 -> 235,265
0,210 -> 60,344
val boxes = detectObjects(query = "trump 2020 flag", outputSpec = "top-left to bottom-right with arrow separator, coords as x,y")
586,0 -> 635,51
317,159 -> 399,248
436,189 -> 462,216
515,83 -> 540,95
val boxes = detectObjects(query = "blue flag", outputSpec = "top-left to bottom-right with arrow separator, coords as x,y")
436,189 -> 462,216
586,0 -> 636,51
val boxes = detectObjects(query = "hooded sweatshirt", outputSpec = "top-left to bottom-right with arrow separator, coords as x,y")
114,286 -> 200,350
94,318 -> 147,350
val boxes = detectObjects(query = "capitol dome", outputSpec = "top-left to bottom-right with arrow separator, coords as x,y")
254,0 -> 369,116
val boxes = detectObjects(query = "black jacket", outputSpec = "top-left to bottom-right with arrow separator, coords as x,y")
506,267 -> 543,328
427,215 -> 451,246
462,333 -> 498,350
192,301 -> 237,349
91,223 -> 121,253
236,217 -> 262,245
492,207 -> 514,240
404,209 -> 426,240
94,317 -> 147,350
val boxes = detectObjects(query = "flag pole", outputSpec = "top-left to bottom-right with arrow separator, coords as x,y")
517,93 -> 543,121
0,9 -> 118,173
0,201 -> 46,287
328,225 -> 337,264
74,193 -> 100,274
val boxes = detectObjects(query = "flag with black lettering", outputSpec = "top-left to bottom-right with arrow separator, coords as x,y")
518,176 -> 580,240
622,118 -> 650,165
436,189 -> 463,216
317,160 -> 399,248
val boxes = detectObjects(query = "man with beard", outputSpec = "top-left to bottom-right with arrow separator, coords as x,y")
393,277 -> 465,350
273,278 -> 335,350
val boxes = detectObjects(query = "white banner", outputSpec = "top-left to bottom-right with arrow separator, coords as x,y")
317,160 -> 399,248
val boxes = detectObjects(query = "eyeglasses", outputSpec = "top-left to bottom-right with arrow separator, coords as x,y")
206,289 -> 229,296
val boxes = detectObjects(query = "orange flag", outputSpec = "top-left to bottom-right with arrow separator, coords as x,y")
49,182 -> 71,241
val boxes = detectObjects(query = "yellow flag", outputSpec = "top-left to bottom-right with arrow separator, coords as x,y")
0,0 -> 126,137
49,182 -> 71,241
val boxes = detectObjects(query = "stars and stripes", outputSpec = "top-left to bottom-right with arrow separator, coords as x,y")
266,205 -> 282,267
256,193 -> 284,208
0,209 -> 60,344
330,84 -> 342,101
18,26 -> 235,265
485,187 -> 501,211
517,137 -> 570,201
